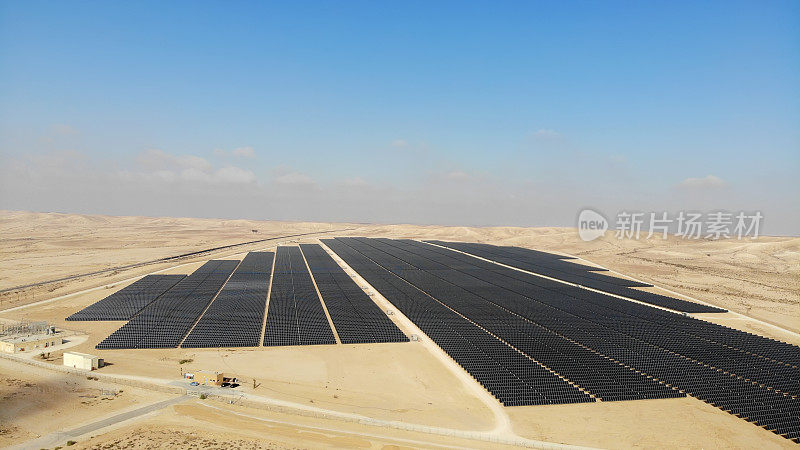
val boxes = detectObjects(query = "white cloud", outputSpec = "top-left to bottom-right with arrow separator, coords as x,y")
232,146 -> 255,158
177,167 -> 209,182
185,156 -> 212,171
677,174 -> 727,189
136,148 -> 212,172
2,148 -> 796,235
120,165 -> 257,185
122,149 -> 257,185
216,146 -> 256,158
532,129 -> 561,139
215,166 -> 257,184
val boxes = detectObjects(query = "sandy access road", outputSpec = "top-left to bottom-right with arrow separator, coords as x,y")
0,211 -> 798,448
6,395 -> 191,450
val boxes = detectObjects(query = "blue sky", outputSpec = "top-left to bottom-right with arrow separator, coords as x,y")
1,1 -> 798,233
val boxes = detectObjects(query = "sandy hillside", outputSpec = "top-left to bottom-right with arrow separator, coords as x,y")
0,211 -> 356,310
0,210 -> 352,289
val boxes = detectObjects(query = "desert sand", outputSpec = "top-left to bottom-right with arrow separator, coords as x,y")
0,357 -> 171,447
0,210 -> 798,449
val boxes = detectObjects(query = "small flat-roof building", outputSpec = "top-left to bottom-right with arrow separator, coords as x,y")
64,351 -> 104,370
188,370 -> 223,386
184,370 -> 238,386
0,333 -> 63,354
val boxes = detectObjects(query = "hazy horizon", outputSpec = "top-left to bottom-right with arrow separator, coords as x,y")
1,2 -> 798,234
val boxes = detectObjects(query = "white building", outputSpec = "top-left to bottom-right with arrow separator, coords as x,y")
63,351 -> 104,370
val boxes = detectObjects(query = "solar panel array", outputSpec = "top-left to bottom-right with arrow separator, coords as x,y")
66,275 -> 185,321
322,238 -> 595,406
96,260 -> 239,349
182,252 -> 274,348
427,240 -> 726,313
300,244 -> 408,344
335,238 -> 683,401
263,246 -> 336,346
494,245 -> 651,287
327,238 -> 800,442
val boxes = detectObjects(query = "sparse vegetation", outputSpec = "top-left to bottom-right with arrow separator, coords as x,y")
66,440 -> 77,446
199,393 -> 207,399
178,359 -> 193,364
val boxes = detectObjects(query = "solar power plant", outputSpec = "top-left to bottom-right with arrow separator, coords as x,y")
426,240 -> 727,313
299,244 -> 408,344
333,237 -> 683,402
328,238 -> 800,442
66,274 -> 185,321
431,242 -> 653,287
96,260 -> 239,349
182,252 -> 274,348
321,238 -> 595,406
263,246 -> 336,346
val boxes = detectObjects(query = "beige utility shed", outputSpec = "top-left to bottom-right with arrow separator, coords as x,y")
64,351 -> 104,370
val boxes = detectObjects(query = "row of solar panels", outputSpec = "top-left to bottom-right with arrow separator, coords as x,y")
183,251 -> 273,348
72,246 -> 407,349
425,240 -> 727,313
326,238 -> 799,442
301,244 -> 409,344
96,260 -> 239,349
66,274 -> 186,321
263,246 -> 337,346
